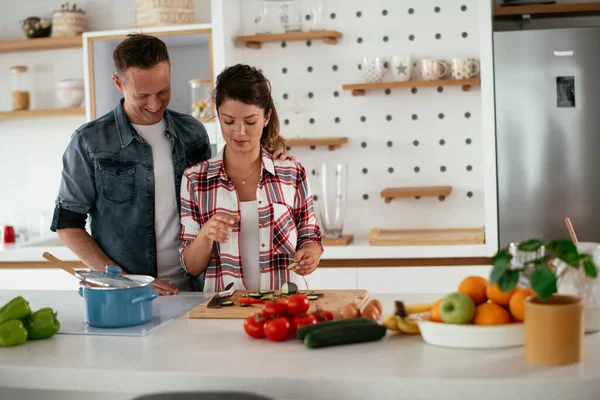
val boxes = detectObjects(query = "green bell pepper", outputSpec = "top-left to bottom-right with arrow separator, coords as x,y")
0,319 -> 28,347
25,307 -> 60,340
0,296 -> 31,325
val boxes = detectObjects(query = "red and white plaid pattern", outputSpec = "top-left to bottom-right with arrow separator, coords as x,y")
179,146 -> 323,292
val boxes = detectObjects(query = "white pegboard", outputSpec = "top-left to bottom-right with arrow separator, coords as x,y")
212,0 -> 495,256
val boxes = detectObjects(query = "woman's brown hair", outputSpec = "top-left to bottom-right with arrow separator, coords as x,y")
214,64 -> 285,153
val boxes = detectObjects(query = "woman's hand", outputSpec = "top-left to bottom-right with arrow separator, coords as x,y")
199,214 -> 240,243
272,147 -> 296,162
291,245 -> 321,276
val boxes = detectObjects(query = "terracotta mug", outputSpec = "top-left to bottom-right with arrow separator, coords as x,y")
524,294 -> 584,366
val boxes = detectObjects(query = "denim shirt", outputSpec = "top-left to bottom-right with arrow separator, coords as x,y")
50,99 -> 211,286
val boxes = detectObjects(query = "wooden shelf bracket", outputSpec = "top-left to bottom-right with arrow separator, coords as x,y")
235,31 -> 342,49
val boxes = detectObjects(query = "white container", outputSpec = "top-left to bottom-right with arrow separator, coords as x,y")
135,0 -> 195,28
417,318 -> 525,349
56,79 -> 84,108
51,3 -> 86,37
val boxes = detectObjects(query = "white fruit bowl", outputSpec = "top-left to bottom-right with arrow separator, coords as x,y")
416,317 -> 525,349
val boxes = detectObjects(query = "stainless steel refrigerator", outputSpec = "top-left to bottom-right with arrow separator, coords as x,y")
494,27 -> 600,248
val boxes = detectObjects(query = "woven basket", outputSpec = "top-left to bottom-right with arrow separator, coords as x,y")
135,0 -> 195,28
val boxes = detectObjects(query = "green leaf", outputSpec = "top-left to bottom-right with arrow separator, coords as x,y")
490,248 -> 511,285
498,270 -> 520,292
530,267 -> 557,300
584,259 -> 598,278
517,239 -> 545,252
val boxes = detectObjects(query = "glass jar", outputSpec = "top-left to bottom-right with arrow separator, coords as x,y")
278,0 -> 302,32
11,66 -> 30,111
189,78 -> 213,119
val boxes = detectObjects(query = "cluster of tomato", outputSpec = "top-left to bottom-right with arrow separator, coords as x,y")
243,293 -> 334,341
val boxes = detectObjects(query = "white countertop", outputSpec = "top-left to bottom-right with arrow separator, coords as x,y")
0,235 -> 494,263
0,291 -> 599,400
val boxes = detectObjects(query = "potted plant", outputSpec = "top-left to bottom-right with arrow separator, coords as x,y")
491,239 -> 598,366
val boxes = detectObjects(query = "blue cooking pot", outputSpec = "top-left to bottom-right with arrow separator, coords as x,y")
77,265 -> 159,328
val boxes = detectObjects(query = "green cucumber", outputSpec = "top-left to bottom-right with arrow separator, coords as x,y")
259,290 -> 275,295
221,301 -> 234,306
307,295 -> 319,301
281,282 -> 298,295
248,293 -> 262,299
304,323 -> 387,349
260,293 -> 275,301
296,318 -> 377,340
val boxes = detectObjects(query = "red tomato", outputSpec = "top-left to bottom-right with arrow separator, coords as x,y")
264,317 -> 291,341
286,294 -> 310,316
311,309 -> 334,322
243,314 -> 266,339
262,301 -> 287,318
239,297 -> 262,306
291,314 -> 318,333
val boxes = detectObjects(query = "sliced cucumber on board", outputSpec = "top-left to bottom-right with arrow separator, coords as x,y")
281,282 -> 298,295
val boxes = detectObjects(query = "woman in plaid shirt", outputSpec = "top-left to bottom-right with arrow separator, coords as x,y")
179,64 -> 323,292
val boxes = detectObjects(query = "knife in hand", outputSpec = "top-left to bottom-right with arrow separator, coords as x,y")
206,282 -> 235,308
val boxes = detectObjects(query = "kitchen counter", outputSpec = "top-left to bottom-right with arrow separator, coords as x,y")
0,234 -> 493,267
0,291 -> 599,400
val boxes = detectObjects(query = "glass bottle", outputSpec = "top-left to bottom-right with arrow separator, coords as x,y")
11,66 -> 30,111
189,78 -> 213,120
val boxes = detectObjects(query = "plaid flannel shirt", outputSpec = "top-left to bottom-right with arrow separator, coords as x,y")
179,146 -> 323,292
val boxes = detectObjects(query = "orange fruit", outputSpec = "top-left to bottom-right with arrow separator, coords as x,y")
508,288 -> 535,322
486,283 -> 517,307
430,299 -> 443,322
458,276 -> 489,305
473,302 -> 511,325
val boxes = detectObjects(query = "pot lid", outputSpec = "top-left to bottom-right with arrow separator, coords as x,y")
75,265 -> 143,288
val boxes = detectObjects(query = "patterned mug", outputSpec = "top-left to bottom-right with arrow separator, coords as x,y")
452,58 -> 480,80
361,57 -> 386,83
421,59 -> 450,81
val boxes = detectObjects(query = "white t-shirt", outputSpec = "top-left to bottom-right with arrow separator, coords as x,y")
239,201 -> 260,290
131,120 -> 189,290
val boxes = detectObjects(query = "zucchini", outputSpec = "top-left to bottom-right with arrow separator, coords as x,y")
281,282 -> 298,295
307,295 -> 319,301
248,293 -> 262,299
296,318 -> 377,340
259,290 -> 275,295
311,293 -> 325,297
260,293 -> 275,301
287,261 -> 300,270
221,301 -> 234,306
304,323 -> 387,349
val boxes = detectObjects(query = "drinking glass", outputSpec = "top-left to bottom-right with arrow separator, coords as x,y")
318,163 -> 348,239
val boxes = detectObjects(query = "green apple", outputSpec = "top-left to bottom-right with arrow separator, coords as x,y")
439,292 -> 475,324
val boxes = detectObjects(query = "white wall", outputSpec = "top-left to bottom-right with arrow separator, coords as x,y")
0,0 -> 211,235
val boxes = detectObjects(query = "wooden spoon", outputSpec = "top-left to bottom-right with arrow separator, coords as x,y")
42,252 -> 103,288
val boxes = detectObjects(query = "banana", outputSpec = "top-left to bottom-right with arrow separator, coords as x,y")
405,303 -> 435,315
395,315 -> 420,334
383,314 -> 401,331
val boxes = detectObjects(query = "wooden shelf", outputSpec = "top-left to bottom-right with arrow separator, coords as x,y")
343,78 -> 480,96
0,107 -> 85,120
369,227 -> 485,246
381,186 -> 453,203
285,137 -> 348,151
235,30 -> 342,49
0,36 -> 82,54
494,2 -> 600,19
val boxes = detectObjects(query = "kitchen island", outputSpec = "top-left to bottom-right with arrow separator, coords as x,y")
0,291 -> 598,400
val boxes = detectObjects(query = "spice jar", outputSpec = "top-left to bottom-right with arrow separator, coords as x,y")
11,66 -> 30,111
189,78 -> 213,119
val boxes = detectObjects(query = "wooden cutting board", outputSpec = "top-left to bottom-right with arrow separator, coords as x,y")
188,289 -> 369,319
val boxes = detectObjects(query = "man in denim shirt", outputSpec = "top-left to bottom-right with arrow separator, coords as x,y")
50,34 -> 290,295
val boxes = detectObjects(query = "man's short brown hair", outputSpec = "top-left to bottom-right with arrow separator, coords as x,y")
113,34 -> 170,76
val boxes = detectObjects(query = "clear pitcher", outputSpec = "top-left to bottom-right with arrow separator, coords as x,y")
318,163 -> 348,239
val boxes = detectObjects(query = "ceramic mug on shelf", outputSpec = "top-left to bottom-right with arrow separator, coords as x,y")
391,55 -> 413,82
451,57 -> 480,80
361,57 -> 387,83
421,59 -> 450,81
